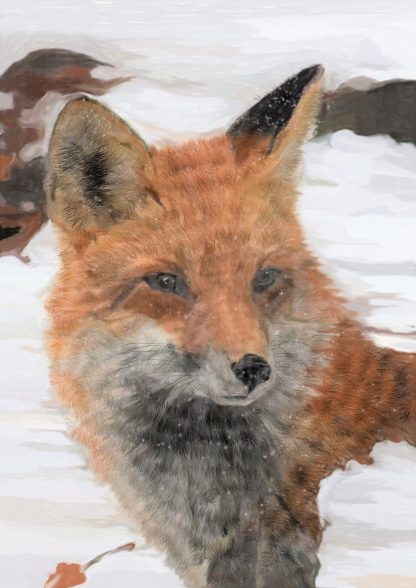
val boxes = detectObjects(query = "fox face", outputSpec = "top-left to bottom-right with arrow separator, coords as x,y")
46,64 -> 338,426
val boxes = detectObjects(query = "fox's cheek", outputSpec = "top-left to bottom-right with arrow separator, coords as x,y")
121,283 -> 192,322
106,285 -> 196,351
133,321 -> 177,350
255,275 -> 294,320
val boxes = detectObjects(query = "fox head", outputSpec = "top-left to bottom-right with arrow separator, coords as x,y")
46,65 -> 340,421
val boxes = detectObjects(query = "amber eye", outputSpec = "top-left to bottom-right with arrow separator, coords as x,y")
145,273 -> 188,297
253,267 -> 282,293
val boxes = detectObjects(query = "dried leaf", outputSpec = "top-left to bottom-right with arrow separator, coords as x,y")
44,563 -> 86,588
44,542 -> 135,587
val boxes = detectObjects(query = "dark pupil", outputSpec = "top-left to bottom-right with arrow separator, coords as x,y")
156,274 -> 177,291
260,270 -> 272,284
254,268 -> 280,292
146,272 -> 188,297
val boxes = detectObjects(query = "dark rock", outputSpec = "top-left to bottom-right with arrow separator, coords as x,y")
317,77 -> 416,144
0,48 -> 129,259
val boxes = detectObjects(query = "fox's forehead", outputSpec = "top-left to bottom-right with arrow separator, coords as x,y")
90,204 -> 298,287
151,136 -> 251,215
84,137 -> 302,279
153,136 -> 235,182
150,136 -> 295,242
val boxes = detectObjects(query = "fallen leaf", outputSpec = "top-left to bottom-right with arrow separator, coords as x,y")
44,563 -> 86,588
44,542 -> 135,587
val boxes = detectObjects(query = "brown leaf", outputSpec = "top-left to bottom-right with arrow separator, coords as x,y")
44,542 -> 135,587
44,563 -> 86,588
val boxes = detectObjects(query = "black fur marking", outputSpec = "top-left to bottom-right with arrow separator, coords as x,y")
228,65 -> 321,152
0,225 -> 20,240
82,150 -> 108,207
60,140 -> 109,207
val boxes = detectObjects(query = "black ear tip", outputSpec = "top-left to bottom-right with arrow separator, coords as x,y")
295,64 -> 324,86
311,64 -> 324,78
227,64 -> 325,143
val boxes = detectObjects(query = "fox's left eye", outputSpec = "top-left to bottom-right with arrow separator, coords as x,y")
145,273 -> 188,297
253,267 -> 282,292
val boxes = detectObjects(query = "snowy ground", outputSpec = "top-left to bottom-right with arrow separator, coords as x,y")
1,1 -> 416,586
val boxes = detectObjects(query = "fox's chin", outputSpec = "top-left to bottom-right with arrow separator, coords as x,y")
208,386 -> 269,407
217,396 -> 258,407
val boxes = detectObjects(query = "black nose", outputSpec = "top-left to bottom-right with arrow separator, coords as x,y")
231,354 -> 271,393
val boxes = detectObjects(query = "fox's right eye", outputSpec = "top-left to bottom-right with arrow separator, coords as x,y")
145,273 -> 188,297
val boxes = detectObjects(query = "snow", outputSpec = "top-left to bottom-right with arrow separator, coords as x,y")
1,1 -> 416,586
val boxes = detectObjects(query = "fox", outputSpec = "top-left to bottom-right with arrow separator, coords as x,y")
45,64 -> 416,587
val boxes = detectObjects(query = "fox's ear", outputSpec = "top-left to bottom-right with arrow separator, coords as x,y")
46,96 -> 155,236
227,65 -> 324,178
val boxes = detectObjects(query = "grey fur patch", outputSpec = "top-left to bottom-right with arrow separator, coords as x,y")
60,140 -> 109,207
54,316 -> 329,585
